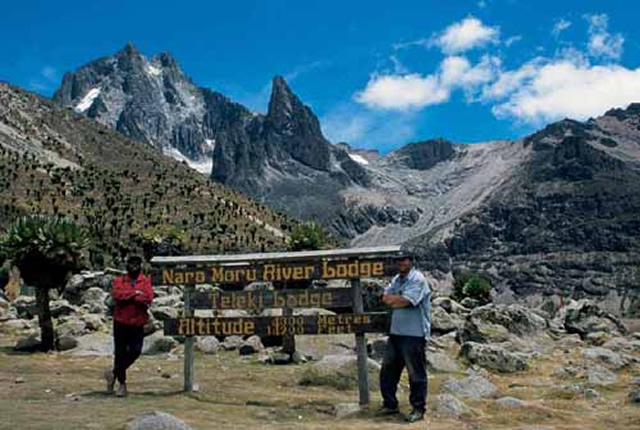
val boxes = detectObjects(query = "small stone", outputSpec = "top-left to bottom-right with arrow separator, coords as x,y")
290,350 -> 308,364
586,364 -> 618,386
239,335 -> 264,355
333,402 -> 362,418
441,373 -> 498,399
222,335 -> 244,351
195,337 -> 220,354
124,411 -> 192,430
433,394 -> 471,419
628,390 -> 640,404
56,335 -> 79,351
495,396 -> 528,408
14,377 -> 25,384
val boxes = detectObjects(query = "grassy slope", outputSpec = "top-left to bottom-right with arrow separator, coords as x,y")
0,83 -> 295,267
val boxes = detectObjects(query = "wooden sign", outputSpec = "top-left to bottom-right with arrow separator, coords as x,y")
152,257 -> 396,286
164,312 -> 390,337
191,288 -> 353,310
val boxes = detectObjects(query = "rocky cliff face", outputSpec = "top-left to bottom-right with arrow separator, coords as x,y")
405,111 -> 640,315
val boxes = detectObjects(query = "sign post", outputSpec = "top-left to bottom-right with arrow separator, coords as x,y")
352,277 -> 369,406
151,246 -> 402,404
183,284 -> 195,392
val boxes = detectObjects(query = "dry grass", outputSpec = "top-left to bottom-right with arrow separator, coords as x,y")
0,335 -> 639,430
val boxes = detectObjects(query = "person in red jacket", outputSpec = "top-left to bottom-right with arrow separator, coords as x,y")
104,255 -> 153,397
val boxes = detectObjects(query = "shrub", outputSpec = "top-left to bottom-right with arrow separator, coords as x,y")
452,270 -> 492,304
287,222 -> 327,251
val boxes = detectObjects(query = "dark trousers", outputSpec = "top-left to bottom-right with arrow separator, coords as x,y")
380,335 -> 427,412
113,321 -> 145,384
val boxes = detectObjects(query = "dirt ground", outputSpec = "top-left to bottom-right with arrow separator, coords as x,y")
1,335 -> 639,430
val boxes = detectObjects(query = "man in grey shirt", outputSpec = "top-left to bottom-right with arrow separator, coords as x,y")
379,253 -> 430,423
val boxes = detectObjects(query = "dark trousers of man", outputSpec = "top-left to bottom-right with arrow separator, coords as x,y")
380,334 -> 427,412
113,321 -> 145,384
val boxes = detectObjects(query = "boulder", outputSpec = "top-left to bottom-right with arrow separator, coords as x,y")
239,335 -> 264,355
460,342 -> 531,373
152,295 -> 182,308
56,335 -> 79,351
80,287 -> 107,313
222,335 -> 244,351
586,364 -> 618,386
556,299 -> 627,339
262,351 -> 291,365
143,332 -> 178,355
581,347 -> 629,370
81,314 -> 106,332
195,337 -> 220,354
55,319 -> 87,338
629,390 -> 640,404
1,318 -> 33,333
64,272 -> 113,305
433,394 -> 472,419
124,411 -> 192,430
432,297 -> 468,314
431,306 -> 463,334
427,350 -> 461,373
151,306 -> 178,321
458,304 -> 547,344
68,333 -> 113,356
11,296 -> 37,319
299,354 -> 381,390
50,299 -> 78,318
333,403 -> 362,419
14,334 -> 41,352
441,373 -> 499,399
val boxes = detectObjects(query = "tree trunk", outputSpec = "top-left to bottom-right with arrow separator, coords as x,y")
36,287 -> 55,351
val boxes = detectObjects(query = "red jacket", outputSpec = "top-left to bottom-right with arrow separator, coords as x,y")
112,273 -> 154,326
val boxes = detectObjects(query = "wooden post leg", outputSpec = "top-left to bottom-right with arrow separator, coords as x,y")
184,285 -> 195,392
352,277 -> 369,406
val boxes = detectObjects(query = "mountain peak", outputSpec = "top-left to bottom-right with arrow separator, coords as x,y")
267,76 -> 296,117
118,41 -> 140,57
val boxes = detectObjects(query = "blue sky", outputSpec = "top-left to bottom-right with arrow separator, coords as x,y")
2,0 -> 640,153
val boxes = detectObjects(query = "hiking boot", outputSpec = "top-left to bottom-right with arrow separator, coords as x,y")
405,409 -> 425,423
376,405 -> 400,416
115,382 -> 128,397
103,368 -> 115,394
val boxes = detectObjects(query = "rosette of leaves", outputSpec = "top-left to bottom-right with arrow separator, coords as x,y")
0,216 -> 89,351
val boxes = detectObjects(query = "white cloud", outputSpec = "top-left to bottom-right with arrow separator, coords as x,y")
585,13 -> 624,60
355,54 -> 499,110
353,12 -> 637,131
485,60 -> 640,123
552,19 -> 572,37
355,73 -> 449,110
431,16 -> 499,54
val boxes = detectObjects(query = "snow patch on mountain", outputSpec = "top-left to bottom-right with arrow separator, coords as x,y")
146,64 -> 162,76
163,146 -> 213,176
74,88 -> 101,112
348,153 -> 370,165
